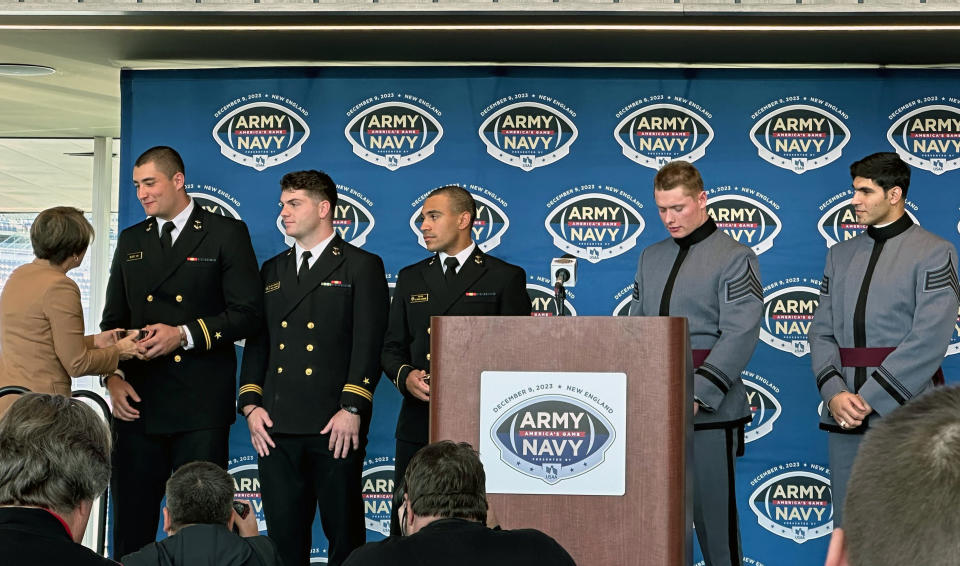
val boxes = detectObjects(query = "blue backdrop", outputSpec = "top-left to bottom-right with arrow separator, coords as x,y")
120,66 -> 960,565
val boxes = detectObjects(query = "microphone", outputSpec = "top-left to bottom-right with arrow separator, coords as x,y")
550,257 -> 578,317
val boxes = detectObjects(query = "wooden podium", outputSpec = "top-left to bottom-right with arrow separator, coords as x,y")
430,316 -> 692,566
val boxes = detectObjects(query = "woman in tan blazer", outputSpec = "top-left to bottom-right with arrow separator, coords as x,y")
0,207 -> 140,418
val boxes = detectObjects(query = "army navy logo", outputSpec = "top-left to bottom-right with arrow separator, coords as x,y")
277,185 -> 375,248
478,101 -> 578,171
742,370 -> 782,444
345,100 -> 443,170
612,285 -> 634,316
362,457 -> 395,538
410,186 -> 509,252
749,466 -> 832,543
887,103 -> 960,175
750,102 -> 850,174
490,394 -> 615,485
228,459 -> 266,532
545,190 -> 645,263
706,189 -> 782,255
818,194 -> 920,247
213,100 -> 310,171
527,281 -> 577,317
615,102 -> 714,170
187,185 -> 241,220
760,281 -> 820,357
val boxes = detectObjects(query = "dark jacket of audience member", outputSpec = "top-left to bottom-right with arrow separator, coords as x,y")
121,461 -> 282,566
0,393 -> 118,566
344,441 -> 576,566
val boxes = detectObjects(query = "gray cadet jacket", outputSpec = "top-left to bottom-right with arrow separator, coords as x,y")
810,214 -> 960,432
629,219 -> 763,428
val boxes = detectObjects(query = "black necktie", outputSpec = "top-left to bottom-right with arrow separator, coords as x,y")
298,251 -> 312,282
444,257 -> 459,284
160,221 -> 175,252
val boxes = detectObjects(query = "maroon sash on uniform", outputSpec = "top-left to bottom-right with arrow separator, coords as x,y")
839,347 -> 944,386
692,349 -> 711,368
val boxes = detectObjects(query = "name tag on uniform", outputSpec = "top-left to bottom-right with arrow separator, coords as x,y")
265,281 -> 280,293
411,293 -> 429,303
127,252 -> 143,261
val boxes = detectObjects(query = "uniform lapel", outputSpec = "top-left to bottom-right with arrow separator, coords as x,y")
149,206 -> 208,292
278,247 -> 298,307
436,247 -> 489,314
281,235 -> 346,319
421,254 -> 448,306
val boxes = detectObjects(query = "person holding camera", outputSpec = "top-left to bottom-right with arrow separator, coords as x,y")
122,461 -> 282,566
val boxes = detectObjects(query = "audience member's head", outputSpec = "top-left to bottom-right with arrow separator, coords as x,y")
400,441 -> 487,535
0,394 -> 110,542
163,461 -> 240,535
827,386 -> 960,566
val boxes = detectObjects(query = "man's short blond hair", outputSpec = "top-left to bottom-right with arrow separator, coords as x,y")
654,161 -> 704,197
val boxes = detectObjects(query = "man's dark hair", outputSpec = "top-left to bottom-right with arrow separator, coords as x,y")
426,185 -> 476,226
654,160 -> 704,196
0,394 -> 111,516
165,461 -> 234,530
843,386 -> 960,566
134,146 -> 185,179
404,441 -> 487,523
281,170 -> 338,209
849,152 -> 911,198
30,206 -> 94,266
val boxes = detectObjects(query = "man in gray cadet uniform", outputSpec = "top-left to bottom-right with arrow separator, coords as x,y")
629,160 -> 762,566
809,152 -> 960,538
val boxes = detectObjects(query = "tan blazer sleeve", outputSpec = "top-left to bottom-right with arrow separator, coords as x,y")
43,277 -> 120,377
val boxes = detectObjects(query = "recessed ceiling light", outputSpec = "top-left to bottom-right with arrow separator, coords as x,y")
0,64 -> 56,77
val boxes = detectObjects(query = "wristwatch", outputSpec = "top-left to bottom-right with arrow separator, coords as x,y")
341,404 -> 360,415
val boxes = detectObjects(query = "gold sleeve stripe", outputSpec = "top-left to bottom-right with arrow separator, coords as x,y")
342,384 -> 373,402
395,364 -> 414,384
197,318 -> 212,350
239,384 -> 263,395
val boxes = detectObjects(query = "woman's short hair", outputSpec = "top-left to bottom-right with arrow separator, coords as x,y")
30,206 -> 94,266
0,394 -> 111,516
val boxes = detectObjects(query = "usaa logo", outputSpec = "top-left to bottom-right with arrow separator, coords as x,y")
614,100 -> 714,170
527,276 -> 576,317
947,302 -> 960,357
612,284 -> 634,316
742,370 -> 782,444
750,101 -> 850,174
478,100 -> 578,171
409,185 -> 509,252
344,100 -> 443,171
490,394 -> 615,484
544,187 -> 645,263
362,456 -> 395,539
228,458 -> 266,533
749,465 -> 833,544
818,192 -> 920,247
276,185 -> 375,248
213,99 -> 310,171
696,558 -> 769,566
760,279 -> 820,357
887,102 -> 960,175
706,188 -> 782,255
186,184 -> 241,220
